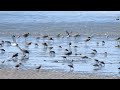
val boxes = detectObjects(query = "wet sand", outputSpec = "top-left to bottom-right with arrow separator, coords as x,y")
1,22 -> 120,79
0,69 -> 120,79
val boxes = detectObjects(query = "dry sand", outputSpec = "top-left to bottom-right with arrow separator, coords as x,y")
0,69 -> 120,79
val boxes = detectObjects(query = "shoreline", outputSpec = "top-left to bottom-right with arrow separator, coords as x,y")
0,68 -> 120,79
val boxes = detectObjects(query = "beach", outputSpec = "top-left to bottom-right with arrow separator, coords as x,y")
1,22 -> 120,79
0,69 -> 120,79
1,11 -> 120,79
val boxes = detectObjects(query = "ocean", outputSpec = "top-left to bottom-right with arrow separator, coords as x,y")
0,11 -> 120,36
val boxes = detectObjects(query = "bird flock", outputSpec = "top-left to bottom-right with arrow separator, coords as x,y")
0,31 -> 120,73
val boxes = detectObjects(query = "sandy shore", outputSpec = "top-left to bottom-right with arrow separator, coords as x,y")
0,69 -> 120,79
1,22 -> 120,79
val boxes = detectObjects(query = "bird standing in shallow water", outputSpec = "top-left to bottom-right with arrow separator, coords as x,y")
102,41 -> 105,46
36,65 -> 42,72
42,42 -> 48,48
104,52 -> 107,57
68,63 -> 74,72
16,44 -> 29,58
23,33 -> 30,43
35,43 -> 39,48
15,63 -> 22,70
49,51 -> 55,57
0,49 -> 5,54
0,40 -> 4,47
12,53 -> 18,60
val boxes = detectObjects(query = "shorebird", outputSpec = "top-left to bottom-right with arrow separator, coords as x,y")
15,63 -> 22,70
91,49 -> 97,56
5,40 -> 17,47
93,63 -> 100,67
104,52 -> 107,57
23,33 -> 30,43
20,54 -> 28,60
79,54 -> 89,59
49,37 -> 54,41
36,65 -> 42,72
73,33 -> 80,39
23,33 -> 30,38
85,38 -> 91,42
0,49 -> 5,54
42,35 -> 48,38
48,47 -> 53,50
42,42 -> 48,48
59,46 -> 62,48
99,61 -> 105,67
65,49 -> 72,56
4,41 -> 11,46
115,37 -> 120,45
93,59 -> 105,67
69,42 -> 72,46
92,49 -> 97,53
102,41 -> 105,46
16,44 -> 29,57
12,53 -> 18,59
65,51 -> 72,56
12,35 -> 17,43
66,31 -> 72,38
68,63 -> 74,71
62,56 -> 67,60
0,40 -> 4,47
68,42 -> 72,50
25,42 -> 32,47
96,42 -> 99,46
35,43 -> 39,48
94,59 -> 99,62
49,51 -> 55,56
